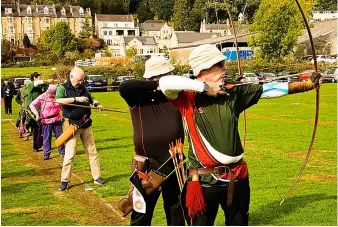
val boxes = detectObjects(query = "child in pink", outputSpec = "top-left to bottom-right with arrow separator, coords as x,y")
30,85 -> 65,160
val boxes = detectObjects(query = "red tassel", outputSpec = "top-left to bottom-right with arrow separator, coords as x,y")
185,181 -> 206,217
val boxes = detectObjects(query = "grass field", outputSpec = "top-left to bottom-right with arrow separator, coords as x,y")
1,67 -> 53,78
1,83 -> 337,225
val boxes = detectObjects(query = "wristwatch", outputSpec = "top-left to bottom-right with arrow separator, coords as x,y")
202,82 -> 209,93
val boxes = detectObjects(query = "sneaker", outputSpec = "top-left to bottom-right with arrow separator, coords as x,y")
59,182 -> 68,191
33,148 -> 39,152
23,137 -> 29,141
43,155 -> 50,160
94,177 -> 106,185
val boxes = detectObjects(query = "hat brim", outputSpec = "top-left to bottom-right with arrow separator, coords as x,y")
143,65 -> 175,79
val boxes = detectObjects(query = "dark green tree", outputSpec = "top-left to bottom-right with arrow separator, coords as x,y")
150,0 -> 174,21
185,8 -> 203,31
173,0 -> 189,30
314,0 -> 337,11
101,0 -> 129,14
23,33 -> 31,48
136,2 -> 155,23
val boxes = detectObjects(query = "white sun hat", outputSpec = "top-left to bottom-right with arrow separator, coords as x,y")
143,56 -> 175,79
189,44 -> 226,77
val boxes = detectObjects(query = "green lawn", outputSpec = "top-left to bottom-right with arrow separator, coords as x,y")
1,83 -> 337,225
1,67 -> 53,78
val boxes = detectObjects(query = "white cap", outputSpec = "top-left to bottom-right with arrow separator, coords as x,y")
143,56 -> 175,79
189,44 -> 226,77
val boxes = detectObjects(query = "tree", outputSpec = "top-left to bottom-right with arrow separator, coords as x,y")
79,18 -> 93,39
126,47 -> 138,61
185,8 -> 203,31
1,40 -> 13,63
101,0 -> 129,14
37,22 -> 78,58
136,2 -> 155,23
23,33 -> 31,48
314,0 -> 337,11
248,0 -> 314,61
150,0 -> 174,21
173,0 -> 189,30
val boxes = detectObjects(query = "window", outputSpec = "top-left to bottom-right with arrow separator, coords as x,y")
7,17 -> 14,23
109,31 -> 112,35
9,26 -> 14,33
114,23 -> 118,27
26,17 -> 32,24
4,28 -> 7,33
61,8 -> 66,16
125,23 -> 129,28
5,8 -> 13,13
27,27 -> 33,33
44,7 -> 49,14
103,31 -> 107,35
107,39 -> 111,45
79,7 -> 84,15
27,7 -> 32,14
45,17 -> 50,23
29,37 -> 34,44
103,23 -> 107,27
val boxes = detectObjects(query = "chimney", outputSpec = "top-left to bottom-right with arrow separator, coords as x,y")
36,3 -> 38,13
70,5 -> 73,16
87,8 -> 91,17
17,1 -> 20,16
52,3 -> 56,14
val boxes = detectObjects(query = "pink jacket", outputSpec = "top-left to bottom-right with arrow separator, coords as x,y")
30,93 -> 62,124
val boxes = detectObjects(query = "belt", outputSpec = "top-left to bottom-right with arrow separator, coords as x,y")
188,166 -> 230,176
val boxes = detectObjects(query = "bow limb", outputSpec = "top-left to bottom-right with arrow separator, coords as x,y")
280,0 -> 320,205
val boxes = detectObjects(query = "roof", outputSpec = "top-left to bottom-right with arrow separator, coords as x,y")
205,24 -> 229,30
140,21 -> 166,31
96,14 -> 133,22
174,32 -> 220,43
1,4 -> 19,17
124,36 -> 157,46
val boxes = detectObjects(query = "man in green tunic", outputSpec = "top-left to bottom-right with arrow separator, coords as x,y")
158,44 -> 321,226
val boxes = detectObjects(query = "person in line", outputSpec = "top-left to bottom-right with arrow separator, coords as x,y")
119,56 -> 186,226
158,44 -> 322,226
56,67 -> 106,191
26,72 -> 54,152
30,85 -> 65,160
15,79 -> 31,140
1,79 -> 15,115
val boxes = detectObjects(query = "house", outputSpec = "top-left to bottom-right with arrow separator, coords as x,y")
1,3 -> 92,45
94,14 -> 139,46
170,31 -> 220,48
119,36 -> 159,57
140,20 -> 172,39
200,19 -> 230,36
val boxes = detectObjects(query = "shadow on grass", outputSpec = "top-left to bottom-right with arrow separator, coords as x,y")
95,136 -> 131,143
104,173 -> 130,182
250,193 -> 337,225
1,169 -> 36,179
97,144 -> 133,152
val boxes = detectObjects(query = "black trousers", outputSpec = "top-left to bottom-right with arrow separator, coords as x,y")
4,96 -> 12,114
192,177 -> 250,226
31,120 -> 43,151
130,171 -> 185,226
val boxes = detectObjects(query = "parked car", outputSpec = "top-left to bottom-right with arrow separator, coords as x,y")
243,72 -> 260,84
12,77 -> 29,92
322,67 -> 338,83
255,72 -> 277,83
84,75 -> 108,92
111,76 -> 136,91
299,70 -> 315,81
312,55 -> 337,64
182,69 -> 194,78
299,55 -> 313,62
276,72 -> 299,82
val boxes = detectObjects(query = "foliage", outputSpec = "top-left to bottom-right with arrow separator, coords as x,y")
37,22 -> 78,58
125,47 -> 138,61
78,18 -> 93,39
136,2 -> 155,23
81,49 -> 95,59
149,0 -> 174,21
314,0 -> 337,11
101,0 -> 129,14
81,38 -> 105,50
23,34 -> 31,48
173,0 -> 189,30
185,8 -> 203,31
104,46 -> 112,57
248,0 -> 313,61
1,40 -> 13,63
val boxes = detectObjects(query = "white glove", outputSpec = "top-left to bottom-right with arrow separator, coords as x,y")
96,105 -> 103,111
75,96 -> 89,103
35,115 -> 41,121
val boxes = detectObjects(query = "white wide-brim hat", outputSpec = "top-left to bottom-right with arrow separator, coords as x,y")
143,56 -> 175,79
189,44 -> 226,77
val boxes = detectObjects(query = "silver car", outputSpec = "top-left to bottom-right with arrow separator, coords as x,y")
243,72 -> 260,84
322,67 -> 338,83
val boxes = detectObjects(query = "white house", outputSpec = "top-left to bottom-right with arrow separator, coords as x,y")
170,31 -> 220,48
94,14 -> 139,45
311,11 -> 338,21
121,36 -> 159,56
